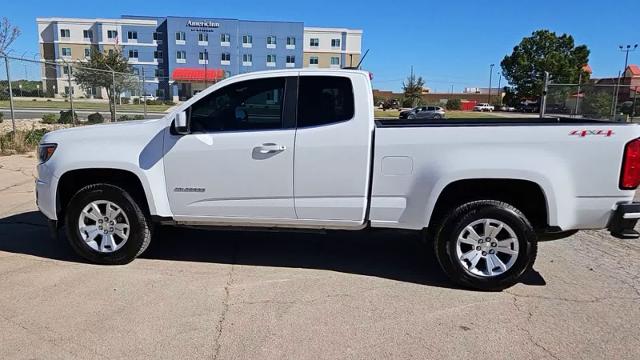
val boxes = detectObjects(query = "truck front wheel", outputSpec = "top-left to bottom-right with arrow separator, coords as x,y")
434,200 -> 538,291
65,183 -> 152,265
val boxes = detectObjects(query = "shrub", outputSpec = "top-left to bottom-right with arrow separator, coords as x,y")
163,100 -> 176,106
87,112 -> 104,124
32,98 -> 37,101
446,99 -> 461,111
46,99 -> 52,102
58,110 -> 77,124
133,115 -> 145,120
118,114 -> 131,121
41,113 -> 58,124
121,97 -> 130,104
0,112 -> 3,123
0,128 -> 49,155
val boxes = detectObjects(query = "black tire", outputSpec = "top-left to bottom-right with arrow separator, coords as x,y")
434,200 -> 537,291
65,183 -> 152,265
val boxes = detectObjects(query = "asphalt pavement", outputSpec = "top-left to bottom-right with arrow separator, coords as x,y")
0,154 -> 639,359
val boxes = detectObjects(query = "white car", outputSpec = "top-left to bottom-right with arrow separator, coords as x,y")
474,103 -> 495,112
36,69 -> 640,290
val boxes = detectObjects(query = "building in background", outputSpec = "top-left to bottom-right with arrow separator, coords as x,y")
303,27 -> 362,69
37,16 -> 362,101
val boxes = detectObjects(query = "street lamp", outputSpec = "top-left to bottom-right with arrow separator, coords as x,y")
488,64 -> 495,104
614,44 -> 638,120
619,44 -> 638,72
18,84 -> 22,97
37,84 -> 41,98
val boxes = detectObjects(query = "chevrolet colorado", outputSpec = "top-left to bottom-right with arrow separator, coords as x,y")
36,69 -> 640,290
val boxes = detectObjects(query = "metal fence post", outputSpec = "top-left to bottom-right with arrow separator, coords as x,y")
3,55 -> 16,133
142,67 -> 147,118
539,71 -> 549,119
612,70 -> 621,121
66,63 -> 76,126
112,70 -> 117,122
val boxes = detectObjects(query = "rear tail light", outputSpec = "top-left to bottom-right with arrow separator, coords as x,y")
620,138 -> 640,190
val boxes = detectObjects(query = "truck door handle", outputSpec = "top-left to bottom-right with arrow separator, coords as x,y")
256,143 -> 286,154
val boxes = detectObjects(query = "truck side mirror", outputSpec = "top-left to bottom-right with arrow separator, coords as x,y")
174,111 -> 189,135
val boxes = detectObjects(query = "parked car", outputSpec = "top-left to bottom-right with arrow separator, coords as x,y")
499,105 -> 516,112
473,103 -> 494,112
516,103 -> 540,113
399,106 -> 446,120
36,69 -> 640,291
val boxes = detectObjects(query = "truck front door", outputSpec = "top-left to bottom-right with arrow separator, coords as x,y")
163,76 -> 298,223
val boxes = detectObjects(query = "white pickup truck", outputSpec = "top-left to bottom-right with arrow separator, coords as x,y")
36,69 -> 640,290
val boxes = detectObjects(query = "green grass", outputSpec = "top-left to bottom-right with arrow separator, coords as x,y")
0,100 -> 171,113
374,109 -> 502,119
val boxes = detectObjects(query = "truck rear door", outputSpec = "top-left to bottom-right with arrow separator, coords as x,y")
293,72 -> 375,227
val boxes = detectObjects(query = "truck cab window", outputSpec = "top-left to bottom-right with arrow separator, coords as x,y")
297,76 -> 354,128
189,78 -> 286,133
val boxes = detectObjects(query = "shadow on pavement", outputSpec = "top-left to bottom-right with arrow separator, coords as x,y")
0,211 -> 545,289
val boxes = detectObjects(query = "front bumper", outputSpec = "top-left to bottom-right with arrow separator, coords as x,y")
608,202 -> 640,239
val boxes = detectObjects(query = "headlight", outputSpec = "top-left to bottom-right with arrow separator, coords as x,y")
38,143 -> 57,163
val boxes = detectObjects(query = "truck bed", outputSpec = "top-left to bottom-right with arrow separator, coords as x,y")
375,117 -> 623,128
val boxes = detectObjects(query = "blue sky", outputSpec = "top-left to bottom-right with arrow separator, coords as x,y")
2,0 -> 639,91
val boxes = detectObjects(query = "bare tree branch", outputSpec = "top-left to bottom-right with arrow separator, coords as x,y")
0,17 -> 21,55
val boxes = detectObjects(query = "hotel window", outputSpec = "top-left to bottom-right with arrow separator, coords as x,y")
309,56 -> 319,65
220,33 -> 230,43
221,53 -> 231,64
310,38 -> 319,47
107,30 -> 118,39
267,36 -> 277,47
199,51 -> 209,60
286,37 -> 296,46
153,32 -> 163,43
128,49 -> 139,59
60,29 -> 70,38
84,48 -> 91,58
61,47 -> 72,57
266,54 -> 276,66
175,31 -> 186,43
155,68 -> 164,77
331,39 -> 341,48
176,50 -> 186,63
242,54 -> 253,65
286,55 -> 295,67
83,30 -> 93,40
62,66 -> 70,75
108,49 -> 114,56
242,34 -> 253,47
127,31 -> 138,40
198,33 -> 208,42
132,68 -> 139,75
331,57 -> 340,66
154,50 -> 163,59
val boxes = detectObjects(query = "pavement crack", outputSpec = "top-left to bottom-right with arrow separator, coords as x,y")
511,296 -> 560,360
213,240 -> 237,360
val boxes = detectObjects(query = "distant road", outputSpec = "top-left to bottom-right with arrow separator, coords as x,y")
0,108 -> 166,120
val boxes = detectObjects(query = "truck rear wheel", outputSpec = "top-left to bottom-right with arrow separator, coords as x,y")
65,183 -> 152,265
434,200 -> 537,291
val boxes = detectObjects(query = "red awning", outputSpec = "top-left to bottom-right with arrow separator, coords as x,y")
172,68 -> 225,81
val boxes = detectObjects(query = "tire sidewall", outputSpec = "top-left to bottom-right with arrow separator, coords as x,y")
437,202 -> 536,290
65,184 -> 147,264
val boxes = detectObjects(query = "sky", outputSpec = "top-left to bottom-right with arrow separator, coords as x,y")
2,0 -> 639,92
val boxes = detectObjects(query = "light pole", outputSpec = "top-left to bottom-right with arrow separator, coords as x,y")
497,72 -> 502,105
488,64 -> 495,104
18,84 -> 22,97
614,44 -> 638,120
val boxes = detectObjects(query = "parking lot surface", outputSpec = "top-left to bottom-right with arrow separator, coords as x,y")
1,154 -> 639,359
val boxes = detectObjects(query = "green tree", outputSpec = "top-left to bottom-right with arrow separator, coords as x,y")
446,99 -> 461,110
402,71 -> 425,108
73,48 -> 137,121
501,30 -> 590,101
581,86 -> 613,119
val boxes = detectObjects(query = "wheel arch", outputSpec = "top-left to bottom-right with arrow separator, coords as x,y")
56,168 -> 154,221
426,178 -> 551,232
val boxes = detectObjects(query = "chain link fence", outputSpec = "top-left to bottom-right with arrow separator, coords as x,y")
545,82 -> 640,122
0,55 -> 186,132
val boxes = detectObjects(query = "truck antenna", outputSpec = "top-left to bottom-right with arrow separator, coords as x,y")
356,49 -> 370,69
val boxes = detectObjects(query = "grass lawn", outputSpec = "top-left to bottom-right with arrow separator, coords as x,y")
374,109 -> 502,119
0,100 -> 171,113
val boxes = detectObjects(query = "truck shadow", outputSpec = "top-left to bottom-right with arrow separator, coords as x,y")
0,211 -> 545,289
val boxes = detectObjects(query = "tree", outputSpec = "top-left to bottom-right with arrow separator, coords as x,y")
402,70 -> 425,108
0,17 -> 20,55
73,48 -> 137,121
581,86 -> 613,119
446,99 -> 461,110
501,30 -> 590,101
